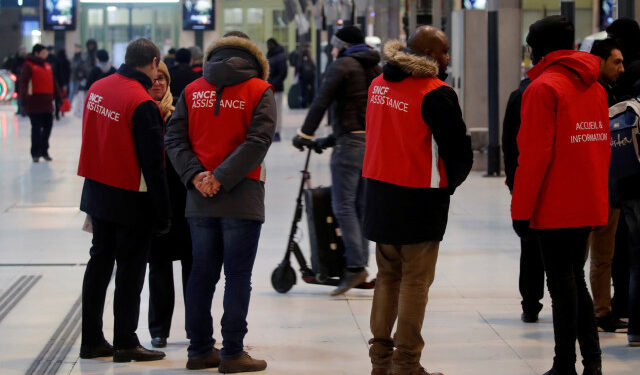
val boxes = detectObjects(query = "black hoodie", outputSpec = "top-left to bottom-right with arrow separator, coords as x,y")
300,46 -> 382,137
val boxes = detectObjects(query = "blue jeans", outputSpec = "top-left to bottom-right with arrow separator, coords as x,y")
330,133 -> 368,269
186,217 -> 262,358
619,199 -> 640,341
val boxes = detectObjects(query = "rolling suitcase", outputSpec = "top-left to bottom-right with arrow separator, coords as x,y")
303,187 -> 345,281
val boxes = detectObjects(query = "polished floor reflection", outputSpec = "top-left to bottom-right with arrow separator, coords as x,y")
0,105 -> 637,375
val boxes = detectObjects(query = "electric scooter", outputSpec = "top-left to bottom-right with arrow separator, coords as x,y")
270,143 -> 375,293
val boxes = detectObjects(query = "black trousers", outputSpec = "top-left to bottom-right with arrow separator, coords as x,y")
148,257 -> 192,338
28,113 -> 53,158
81,217 -> 152,349
518,231 -> 545,314
536,227 -> 601,373
611,217 -> 630,318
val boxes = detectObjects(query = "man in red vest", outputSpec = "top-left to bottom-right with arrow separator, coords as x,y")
77,38 -> 170,363
18,44 -> 62,162
165,31 -> 275,373
364,26 -> 473,375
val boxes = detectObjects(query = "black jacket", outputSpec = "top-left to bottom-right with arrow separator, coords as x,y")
169,62 -> 200,105
165,36 -> 276,222
363,41 -> 473,244
267,45 -> 287,92
80,64 -> 170,230
502,78 -> 530,192
85,64 -> 116,91
301,45 -> 382,137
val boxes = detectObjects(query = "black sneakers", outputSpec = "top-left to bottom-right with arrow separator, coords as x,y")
596,313 -> 628,333
521,311 -> 539,323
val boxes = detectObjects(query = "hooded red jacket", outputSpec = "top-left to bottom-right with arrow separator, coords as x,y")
511,50 -> 610,229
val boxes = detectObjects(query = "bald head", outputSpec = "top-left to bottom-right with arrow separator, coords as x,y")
407,26 -> 450,71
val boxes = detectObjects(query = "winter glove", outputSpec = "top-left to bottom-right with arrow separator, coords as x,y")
313,135 -> 336,154
292,134 -> 315,151
513,219 -> 530,239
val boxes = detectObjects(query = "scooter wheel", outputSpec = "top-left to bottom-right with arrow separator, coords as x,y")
271,264 -> 296,293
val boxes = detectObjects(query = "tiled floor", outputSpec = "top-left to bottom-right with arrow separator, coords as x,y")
0,104 -> 637,375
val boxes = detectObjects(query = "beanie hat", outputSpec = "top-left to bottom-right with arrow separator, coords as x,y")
96,49 -> 109,63
332,26 -> 365,50
526,16 -> 574,62
175,48 -> 191,64
606,18 -> 640,59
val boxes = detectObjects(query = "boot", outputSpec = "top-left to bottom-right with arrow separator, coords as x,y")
331,269 -> 368,296
186,348 -> 221,370
218,351 -> 267,373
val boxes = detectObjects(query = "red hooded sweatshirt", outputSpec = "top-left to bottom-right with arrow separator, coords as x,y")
511,50 -> 610,229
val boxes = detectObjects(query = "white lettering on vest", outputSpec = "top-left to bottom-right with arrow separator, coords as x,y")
86,93 -> 121,122
369,85 -> 409,113
191,90 -> 246,110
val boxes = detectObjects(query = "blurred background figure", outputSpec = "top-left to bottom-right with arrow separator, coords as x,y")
85,49 -> 116,90
168,48 -> 199,105
267,37 -> 287,141
188,46 -> 203,74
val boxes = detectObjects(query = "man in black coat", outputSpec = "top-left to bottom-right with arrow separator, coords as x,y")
78,38 -> 170,363
292,26 -> 382,296
501,77 -> 545,324
267,38 -> 287,141
168,48 -> 199,105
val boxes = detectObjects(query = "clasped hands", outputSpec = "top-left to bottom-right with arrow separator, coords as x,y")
192,171 -> 221,198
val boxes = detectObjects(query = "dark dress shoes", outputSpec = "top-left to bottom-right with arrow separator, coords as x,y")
151,337 -> 167,348
42,154 -> 52,162
113,345 -> 165,362
80,341 -> 114,359
521,311 -> 539,323
186,348 -> 221,370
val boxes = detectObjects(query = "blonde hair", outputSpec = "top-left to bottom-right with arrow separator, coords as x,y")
155,61 -> 174,122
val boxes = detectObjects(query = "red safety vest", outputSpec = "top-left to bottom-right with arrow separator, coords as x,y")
26,60 -> 54,95
363,75 -> 449,188
184,77 -> 273,182
77,73 -> 157,192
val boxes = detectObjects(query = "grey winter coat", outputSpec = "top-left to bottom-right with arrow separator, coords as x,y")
165,36 -> 276,222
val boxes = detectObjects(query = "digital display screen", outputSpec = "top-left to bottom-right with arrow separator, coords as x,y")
43,0 -> 76,31
183,0 -> 214,30
463,0 -> 486,9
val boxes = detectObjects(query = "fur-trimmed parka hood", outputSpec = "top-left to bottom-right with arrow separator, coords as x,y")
204,36 -> 269,81
382,40 -> 439,78
202,36 -> 270,115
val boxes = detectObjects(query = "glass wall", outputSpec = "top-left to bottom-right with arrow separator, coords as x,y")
81,3 -> 180,67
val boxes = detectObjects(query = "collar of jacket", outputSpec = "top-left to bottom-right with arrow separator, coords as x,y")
527,50 -> 599,86
117,64 -> 153,90
381,40 -> 438,78
27,55 -> 46,66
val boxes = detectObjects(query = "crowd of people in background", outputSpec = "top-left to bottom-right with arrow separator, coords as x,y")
2,13 -> 640,375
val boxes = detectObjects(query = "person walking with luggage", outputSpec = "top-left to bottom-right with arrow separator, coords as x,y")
292,25 -> 381,296
145,61 -> 193,349
267,38 -> 287,141
77,38 -> 171,362
165,31 -> 275,372
18,44 -> 63,163
364,26 -> 473,375
512,16 -> 610,374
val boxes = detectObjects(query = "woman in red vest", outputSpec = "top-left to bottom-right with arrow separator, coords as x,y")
18,44 -> 62,162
